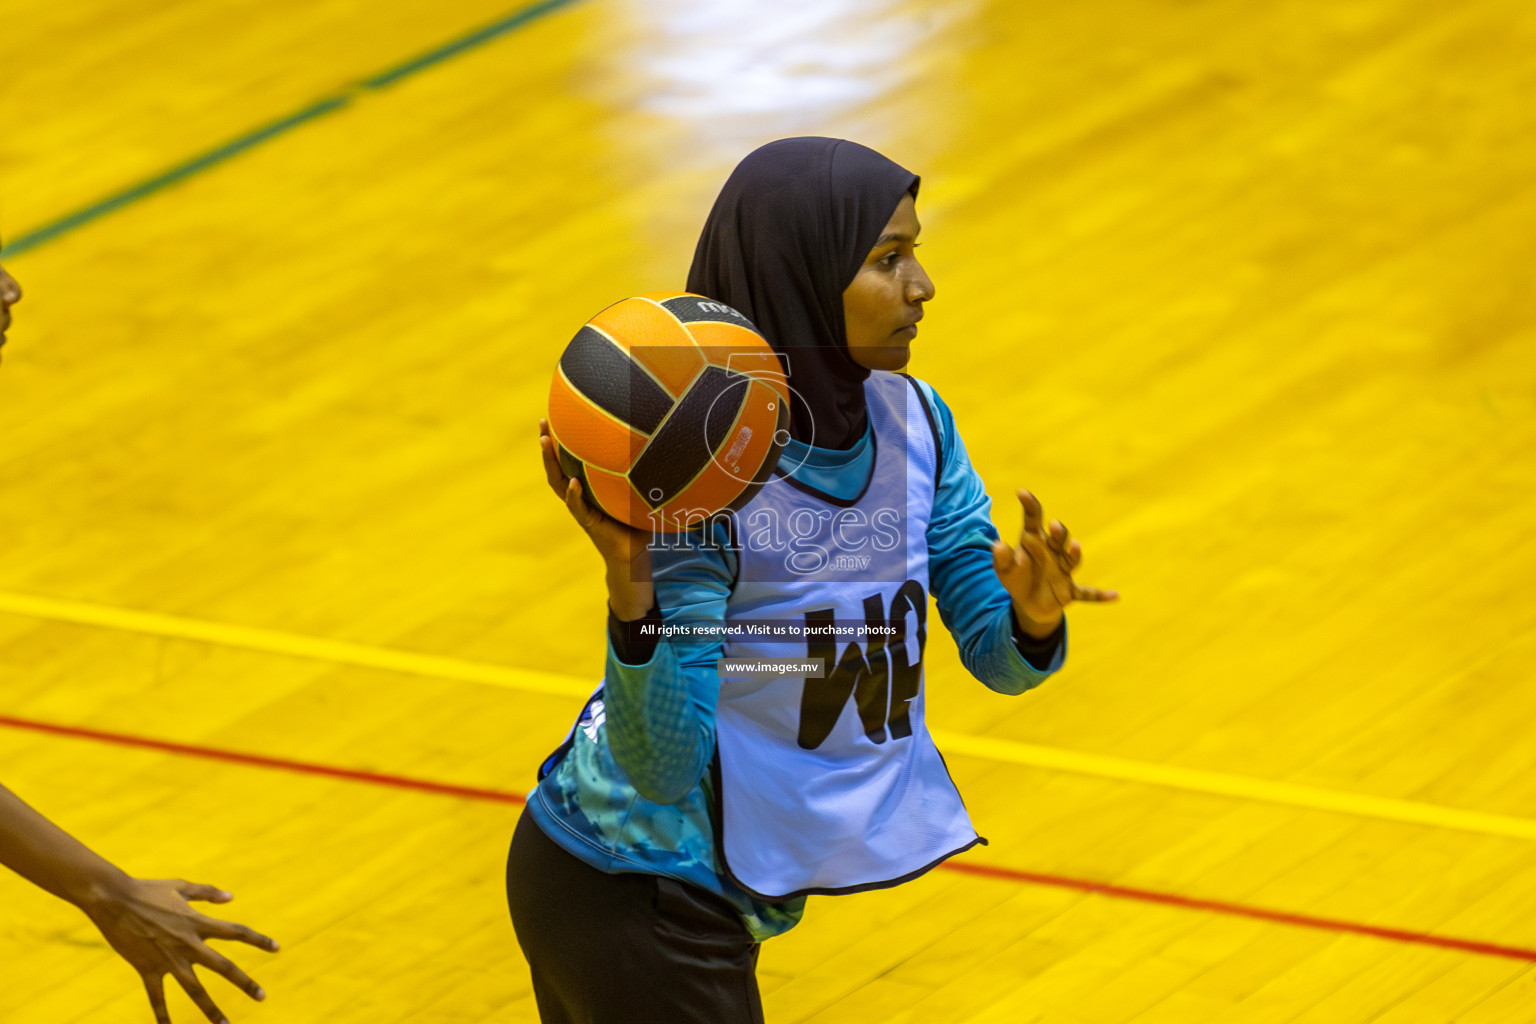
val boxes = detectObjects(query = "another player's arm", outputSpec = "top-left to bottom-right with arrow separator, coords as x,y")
0,784 -> 277,1024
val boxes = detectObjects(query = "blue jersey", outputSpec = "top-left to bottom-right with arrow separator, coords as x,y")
525,375 -> 1066,941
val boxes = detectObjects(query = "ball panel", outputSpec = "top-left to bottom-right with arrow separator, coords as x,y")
629,365 -> 744,510
549,369 -> 648,473
705,351 -> 790,400
704,374 -> 751,454
654,293 -> 760,334
723,378 -> 789,474
591,299 -> 703,398
656,472 -> 745,531
554,442 -> 591,499
664,392 -> 789,529
685,321 -> 786,369
742,355 -> 791,405
717,395 -> 791,516
559,325 -> 673,434
549,292 -> 786,532
630,348 -> 707,404
718,417 -> 792,515
582,463 -> 640,527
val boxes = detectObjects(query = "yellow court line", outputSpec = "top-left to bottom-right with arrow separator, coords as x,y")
928,730 -> 1536,842
0,590 -> 589,699
2,588 -> 1533,842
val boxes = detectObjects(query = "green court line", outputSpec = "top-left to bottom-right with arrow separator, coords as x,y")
4,0 -> 582,258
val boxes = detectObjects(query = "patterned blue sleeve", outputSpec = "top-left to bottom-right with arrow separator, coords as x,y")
528,515 -> 805,940
601,519 -> 735,804
911,377 -> 1067,694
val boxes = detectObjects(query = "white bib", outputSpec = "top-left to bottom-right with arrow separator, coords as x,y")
715,372 -> 981,899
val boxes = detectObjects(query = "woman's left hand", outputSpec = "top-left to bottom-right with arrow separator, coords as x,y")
992,489 -> 1119,638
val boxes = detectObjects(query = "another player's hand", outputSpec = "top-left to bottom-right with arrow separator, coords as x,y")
81,877 -> 277,1024
539,419 -> 655,619
992,489 -> 1118,638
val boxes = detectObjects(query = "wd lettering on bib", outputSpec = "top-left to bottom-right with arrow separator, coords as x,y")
797,579 -> 927,749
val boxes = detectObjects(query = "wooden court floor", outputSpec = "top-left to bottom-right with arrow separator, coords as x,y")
2,0 -> 1535,1020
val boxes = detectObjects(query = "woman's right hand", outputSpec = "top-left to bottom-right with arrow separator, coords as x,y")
82,877 -> 277,1024
539,419 -> 655,619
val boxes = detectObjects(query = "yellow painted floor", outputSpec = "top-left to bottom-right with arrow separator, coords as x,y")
3,0 -> 1536,1021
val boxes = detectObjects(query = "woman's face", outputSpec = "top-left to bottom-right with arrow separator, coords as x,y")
842,193 -> 934,372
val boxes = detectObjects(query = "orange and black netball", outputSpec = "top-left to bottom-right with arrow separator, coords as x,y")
547,292 -> 790,533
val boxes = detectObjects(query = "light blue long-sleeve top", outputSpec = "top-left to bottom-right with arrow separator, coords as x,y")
525,376 -> 1066,941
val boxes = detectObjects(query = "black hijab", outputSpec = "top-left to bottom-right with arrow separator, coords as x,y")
686,137 -> 919,450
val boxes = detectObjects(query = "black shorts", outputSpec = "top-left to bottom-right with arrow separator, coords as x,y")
505,809 -> 765,1024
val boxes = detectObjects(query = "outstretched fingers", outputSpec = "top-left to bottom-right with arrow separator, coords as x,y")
170,964 -> 228,1024
1017,490 -> 1044,541
142,974 -> 172,1024
1046,519 -> 1071,556
1072,582 -> 1120,602
203,915 -> 280,954
175,882 -> 231,904
1017,491 -> 1073,570
195,946 -> 266,1003
995,535 -> 1051,580
1014,488 -> 1118,605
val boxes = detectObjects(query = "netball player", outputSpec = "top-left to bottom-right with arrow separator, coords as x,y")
507,138 -> 1117,1023
0,252 -> 278,1024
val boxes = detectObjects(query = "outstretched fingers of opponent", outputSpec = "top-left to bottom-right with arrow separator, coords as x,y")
176,882 -> 280,955
168,962 -> 228,1024
172,883 -> 274,1016
142,964 -> 231,1024
143,973 -> 175,1024
199,915 -> 280,956
193,945 -> 264,1005
175,883 -> 232,904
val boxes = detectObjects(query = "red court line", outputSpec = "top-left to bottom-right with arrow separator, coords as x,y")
941,861 -> 1536,963
4,713 -> 1532,963
0,714 -> 523,806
